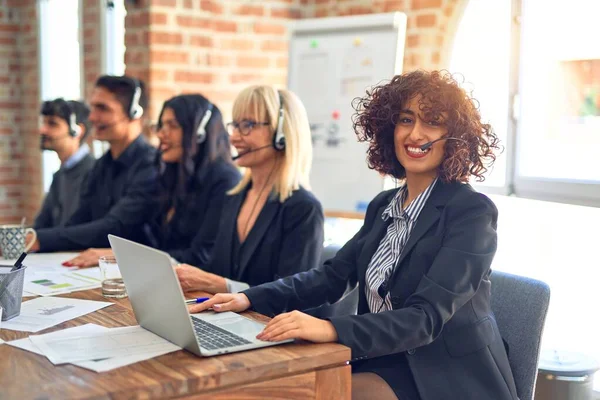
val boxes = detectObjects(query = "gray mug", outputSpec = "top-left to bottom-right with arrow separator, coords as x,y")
0,225 -> 37,260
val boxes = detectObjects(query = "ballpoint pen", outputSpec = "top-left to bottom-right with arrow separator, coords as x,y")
185,297 -> 210,304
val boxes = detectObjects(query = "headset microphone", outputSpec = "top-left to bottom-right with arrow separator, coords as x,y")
420,137 -> 468,151
232,144 -> 273,161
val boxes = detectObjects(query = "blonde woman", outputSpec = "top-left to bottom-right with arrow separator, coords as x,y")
176,85 -> 324,294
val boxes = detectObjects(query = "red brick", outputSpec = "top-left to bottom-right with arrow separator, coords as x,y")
151,12 -> 168,25
177,16 -> 211,29
237,55 -> 270,69
431,51 -> 440,65
149,69 -> 171,81
183,0 -> 194,8
174,71 -> 213,84
151,0 -> 177,6
150,50 -> 189,64
206,54 -> 232,66
406,34 -> 419,48
276,57 -> 288,69
261,40 -> 288,52
315,8 -> 330,18
271,8 -> 302,19
220,38 -> 255,51
190,35 -> 213,47
412,0 -> 442,9
0,37 -> 16,46
201,0 -> 223,14
416,14 -> 437,28
214,20 -> 237,32
254,23 -> 286,35
230,73 -> 262,84
0,24 -> 19,33
0,101 -> 19,109
149,31 -> 183,45
383,0 -> 407,12
235,5 -> 264,16
346,6 -> 371,15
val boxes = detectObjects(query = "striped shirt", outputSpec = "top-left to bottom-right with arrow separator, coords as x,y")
365,179 -> 438,313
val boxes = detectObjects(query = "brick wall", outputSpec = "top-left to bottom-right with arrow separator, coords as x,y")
124,0 -> 305,121
123,0 -> 463,122
82,0 -> 103,100
0,0 -> 39,225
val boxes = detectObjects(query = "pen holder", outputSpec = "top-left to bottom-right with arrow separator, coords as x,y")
0,265 -> 27,321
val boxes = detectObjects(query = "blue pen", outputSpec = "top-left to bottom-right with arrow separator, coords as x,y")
185,297 -> 210,305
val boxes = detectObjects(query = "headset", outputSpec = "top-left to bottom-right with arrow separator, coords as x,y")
68,110 -> 82,138
195,102 -> 213,144
128,78 -> 144,120
272,91 -> 285,151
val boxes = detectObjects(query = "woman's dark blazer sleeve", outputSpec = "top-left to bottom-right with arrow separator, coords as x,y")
244,188 -> 498,360
242,190 -> 389,314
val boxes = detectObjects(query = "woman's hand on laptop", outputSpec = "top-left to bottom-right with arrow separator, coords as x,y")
188,293 -> 251,314
257,311 -> 338,343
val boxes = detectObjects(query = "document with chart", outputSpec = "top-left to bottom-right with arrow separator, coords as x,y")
29,325 -> 180,365
0,296 -> 112,332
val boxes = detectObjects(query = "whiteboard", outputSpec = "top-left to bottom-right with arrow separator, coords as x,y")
288,13 -> 406,216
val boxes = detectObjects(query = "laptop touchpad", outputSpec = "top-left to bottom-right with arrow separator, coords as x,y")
194,312 -> 265,339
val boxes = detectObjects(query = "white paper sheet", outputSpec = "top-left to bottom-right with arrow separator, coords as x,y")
7,323 -> 178,372
29,325 -> 181,365
23,268 -> 101,297
0,296 -> 112,332
1,253 -> 80,270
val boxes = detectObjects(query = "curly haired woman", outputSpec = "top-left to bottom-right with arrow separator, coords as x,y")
189,70 -> 517,400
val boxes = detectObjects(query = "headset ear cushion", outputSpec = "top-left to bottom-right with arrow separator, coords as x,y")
69,113 -> 81,137
131,105 -> 144,120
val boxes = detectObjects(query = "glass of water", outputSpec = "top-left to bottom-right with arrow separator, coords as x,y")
98,256 -> 127,298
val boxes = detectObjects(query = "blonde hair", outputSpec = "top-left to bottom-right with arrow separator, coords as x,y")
228,85 -> 313,202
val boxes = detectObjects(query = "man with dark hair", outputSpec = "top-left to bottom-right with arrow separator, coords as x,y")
35,99 -> 95,229
29,75 -> 159,252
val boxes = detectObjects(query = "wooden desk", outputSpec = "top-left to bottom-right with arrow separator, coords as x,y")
0,289 -> 351,399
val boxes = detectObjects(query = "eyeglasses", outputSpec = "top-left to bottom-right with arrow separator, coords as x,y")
226,120 -> 270,136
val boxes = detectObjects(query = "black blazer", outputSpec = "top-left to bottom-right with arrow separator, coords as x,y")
147,159 -> 241,266
244,181 -> 518,400
204,186 -> 324,287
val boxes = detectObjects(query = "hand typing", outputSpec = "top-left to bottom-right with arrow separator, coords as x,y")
256,310 -> 339,343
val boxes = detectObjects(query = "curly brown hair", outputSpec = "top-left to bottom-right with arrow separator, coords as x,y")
352,70 -> 500,183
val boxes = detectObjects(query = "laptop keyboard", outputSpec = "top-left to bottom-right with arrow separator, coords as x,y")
191,317 -> 252,350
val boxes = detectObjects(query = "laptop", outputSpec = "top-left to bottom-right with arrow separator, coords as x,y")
108,234 -> 292,357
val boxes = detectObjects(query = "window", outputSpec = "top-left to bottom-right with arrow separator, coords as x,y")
514,0 -> 600,206
449,0 -> 512,191
38,0 -> 82,191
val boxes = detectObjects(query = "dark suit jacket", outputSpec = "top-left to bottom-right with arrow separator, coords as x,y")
204,186 -> 324,287
148,159 -> 241,265
34,153 -> 95,229
244,181 -> 518,400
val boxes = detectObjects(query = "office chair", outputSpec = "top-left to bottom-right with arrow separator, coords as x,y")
490,270 -> 551,400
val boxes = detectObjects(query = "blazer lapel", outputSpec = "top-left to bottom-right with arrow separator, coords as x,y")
216,193 -> 243,278
391,181 -> 460,278
236,195 -> 279,281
